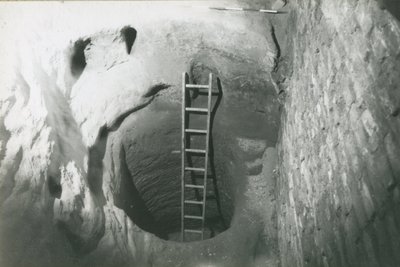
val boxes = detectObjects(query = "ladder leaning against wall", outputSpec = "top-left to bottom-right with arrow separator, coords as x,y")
181,72 -> 213,241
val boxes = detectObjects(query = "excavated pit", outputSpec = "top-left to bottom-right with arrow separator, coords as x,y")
2,1 -> 400,266
105,69 -> 281,241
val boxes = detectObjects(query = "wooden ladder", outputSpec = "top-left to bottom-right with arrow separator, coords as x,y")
181,72 -> 213,241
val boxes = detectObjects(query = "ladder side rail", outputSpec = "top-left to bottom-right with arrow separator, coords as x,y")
201,73 -> 213,240
181,72 -> 187,241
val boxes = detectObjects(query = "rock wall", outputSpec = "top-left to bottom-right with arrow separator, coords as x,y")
276,1 -> 400,266
0,1 -> 281,266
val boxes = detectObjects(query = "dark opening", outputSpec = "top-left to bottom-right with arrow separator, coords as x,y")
70,38 -> 91,78
115,146 -> 165,238
112,74 -> 229,242
379,0 -> 400,20
48,175 -> 62,199
121,26 -> 137,55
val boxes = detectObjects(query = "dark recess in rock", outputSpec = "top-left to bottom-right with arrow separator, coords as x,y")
70,38 -> 91,77
392,107 -> 400,117
121,26 -> 137,55
379,0 -> 400,20
271,25 -> 281,71
48,175 -> 62,199
207,77 -> 227,229
115,145 -> 165,238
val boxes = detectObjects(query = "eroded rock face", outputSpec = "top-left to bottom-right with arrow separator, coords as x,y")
0,2 -> 280,267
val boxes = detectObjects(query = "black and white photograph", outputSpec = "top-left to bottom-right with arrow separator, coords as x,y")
0,0 -> 399,266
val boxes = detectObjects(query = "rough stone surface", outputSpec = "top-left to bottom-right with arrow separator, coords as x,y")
2,0 -> 399,266
0,1 -> 281,267
275,1 -> 400,266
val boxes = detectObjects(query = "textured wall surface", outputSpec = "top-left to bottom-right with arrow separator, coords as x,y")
2,0 -> 399,266
276,1 -> 400,266
0,1 -> 280,266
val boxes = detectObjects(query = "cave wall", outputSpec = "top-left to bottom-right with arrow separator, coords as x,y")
4,0 -> 400,266
0,2 -> 280,266
276,1 -> 400,266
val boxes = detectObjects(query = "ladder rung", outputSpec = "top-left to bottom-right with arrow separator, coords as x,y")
185,167 -> 205,172
185,184 -> 204,189
186,84 -> 209,89
185,148 -> 206,154
185,129 -> 207,134
185,107 -> 208,113
184,229 -> 203,234
184,215 -> 204,220
184,200 -> 204,205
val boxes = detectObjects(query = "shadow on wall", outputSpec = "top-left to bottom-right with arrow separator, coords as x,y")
116,145 -> 164,238
70,38 -> 91,78
206,78 -> 226,232
379,0 -> 400,20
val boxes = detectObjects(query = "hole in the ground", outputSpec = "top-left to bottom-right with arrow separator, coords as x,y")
107,67 -> 280,243
121,26 -> 137,55
115,143 -> 231,241
112,94 -> 233,242
70,38 -> 91,77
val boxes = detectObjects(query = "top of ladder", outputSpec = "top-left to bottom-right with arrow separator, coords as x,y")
186,84 -> 209,89
183,73 -> 219,94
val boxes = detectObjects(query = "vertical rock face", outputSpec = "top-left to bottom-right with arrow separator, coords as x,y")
276,1 -> 400,266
